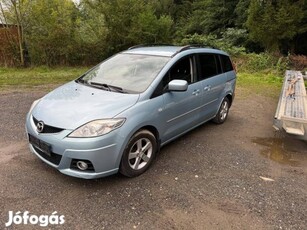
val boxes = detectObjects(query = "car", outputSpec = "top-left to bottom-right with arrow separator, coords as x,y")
25,45 -> 236,179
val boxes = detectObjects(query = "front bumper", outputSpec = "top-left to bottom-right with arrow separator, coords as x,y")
26,115 -> 125,179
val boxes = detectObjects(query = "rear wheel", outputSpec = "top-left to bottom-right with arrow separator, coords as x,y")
120,130 -> 157,177
213,97 -> 230,124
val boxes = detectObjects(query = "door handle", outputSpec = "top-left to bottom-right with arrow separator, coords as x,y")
192,89 -> 200,95
204,85 -> 211,91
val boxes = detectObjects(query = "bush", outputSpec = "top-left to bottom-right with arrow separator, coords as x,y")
234,53 -> 289,73
180,33 -> 246,56
288,55 -> 307,71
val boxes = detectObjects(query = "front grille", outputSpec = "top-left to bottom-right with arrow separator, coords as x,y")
33,116 -> 64,133
70,159 -> 95,172
32,145 -> 62,165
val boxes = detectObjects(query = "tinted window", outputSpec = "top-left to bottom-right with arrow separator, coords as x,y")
198,54 -> 219,80
151,57 -> 192,98
220,55 -> 233,72
216,55 -> 222,74
162,56 -> 192,86
169,56 -> 192,83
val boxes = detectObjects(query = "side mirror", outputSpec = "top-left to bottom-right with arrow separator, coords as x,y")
168,80 -> 188,92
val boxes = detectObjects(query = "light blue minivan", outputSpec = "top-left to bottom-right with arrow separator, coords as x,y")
26,45 -> 236,179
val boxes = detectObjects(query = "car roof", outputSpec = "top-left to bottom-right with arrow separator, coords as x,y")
123,45 -> 228,57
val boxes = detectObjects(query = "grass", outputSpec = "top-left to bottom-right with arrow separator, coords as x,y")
0,66 -> 88,90
0,67 -> 284,97
236,71 -> 284,98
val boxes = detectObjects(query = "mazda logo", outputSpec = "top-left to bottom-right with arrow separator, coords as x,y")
37,121 -> 44,133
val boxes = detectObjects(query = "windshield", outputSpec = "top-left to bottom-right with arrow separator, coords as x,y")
79,53 -> 170,93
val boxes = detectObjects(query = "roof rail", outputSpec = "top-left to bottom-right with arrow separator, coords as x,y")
128,43 -> 174,50
171,44 -> 214,57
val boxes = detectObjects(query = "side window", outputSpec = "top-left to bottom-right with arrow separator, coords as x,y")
198,54 -> 219,80
216,54 -> 222,74
151,56 -> 192,98
168,56 -> 192,84
220,55 -> 233,73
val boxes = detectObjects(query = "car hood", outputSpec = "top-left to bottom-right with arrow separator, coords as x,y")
32,81 -> 139,130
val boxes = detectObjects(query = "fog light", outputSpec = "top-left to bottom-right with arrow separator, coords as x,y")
76,161 -> 88,171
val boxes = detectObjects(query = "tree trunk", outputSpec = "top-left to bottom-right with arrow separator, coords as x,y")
11,0 -> 24,66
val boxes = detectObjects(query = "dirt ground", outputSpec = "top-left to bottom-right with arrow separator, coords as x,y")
0,87 -> 306,230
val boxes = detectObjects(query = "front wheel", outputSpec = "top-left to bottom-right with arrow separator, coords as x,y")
120,130 -> 157,177
213,97 -> 230,124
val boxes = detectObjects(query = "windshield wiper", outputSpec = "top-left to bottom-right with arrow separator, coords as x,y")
89,82 -> 127,93
76,79 -> 127,93
75,78 -> 85,84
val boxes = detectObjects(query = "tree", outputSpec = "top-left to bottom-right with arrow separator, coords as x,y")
292,0 -> 307,54
24,0 -> 79,65
0,0 -> 28,66
181,0 -> 240,36
128,6 -> 173,44
234,0 -> 250,28
247,0 -> 305,53
83,0 -> 173,55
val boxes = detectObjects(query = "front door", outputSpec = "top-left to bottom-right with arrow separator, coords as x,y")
159,56 -> 202,143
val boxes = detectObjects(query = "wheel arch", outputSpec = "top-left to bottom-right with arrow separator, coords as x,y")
225,94 -> 233,107
136,125 -> 161,150
119,125 -> 160,177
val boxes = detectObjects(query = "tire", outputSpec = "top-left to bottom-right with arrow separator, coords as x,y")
119,129 -> 157,177
213,97 -> 230,124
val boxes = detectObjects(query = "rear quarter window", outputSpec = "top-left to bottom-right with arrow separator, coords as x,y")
220,55 -> 233,73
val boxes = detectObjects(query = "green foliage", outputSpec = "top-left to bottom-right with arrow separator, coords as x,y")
72,0 -> 108,64
234,53 -> 289,73
128,7 -> 173,44
276,56 -> 289,73
24,0 -> 80,66
234,0 -> 250,27
237,53 -> 275,72
247,0 -> 305,52
180,33 -> 246,56
221,28 -> 248,47
181,0 -> 240,35
0,0 -> 306,67
83,0 -> 173,55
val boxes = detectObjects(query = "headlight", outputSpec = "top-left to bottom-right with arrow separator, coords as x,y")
29,99 -> 41,114
68,118 -> 126,138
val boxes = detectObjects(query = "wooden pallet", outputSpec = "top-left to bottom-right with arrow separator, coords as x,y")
274,70 -> 307,136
